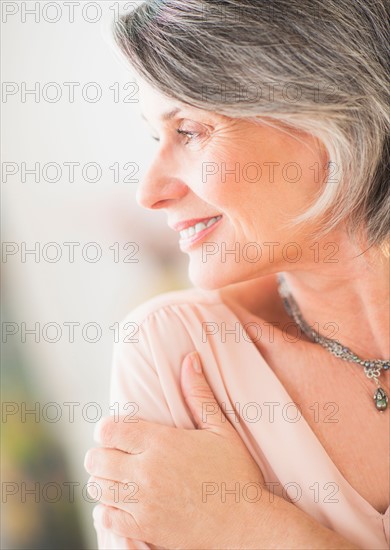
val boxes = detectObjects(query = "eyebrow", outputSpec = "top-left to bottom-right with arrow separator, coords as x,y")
141,107 -> 181,123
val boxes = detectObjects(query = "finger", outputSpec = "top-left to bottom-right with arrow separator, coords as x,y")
84,447 -> 138,484
87,475 -> 141,515
180,352 -> 231,432
93,503 -> 144,543
94,415 -> 173,453
94,415 -> 145,453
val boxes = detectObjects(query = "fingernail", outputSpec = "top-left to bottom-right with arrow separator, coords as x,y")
93,504 -> 104,521
191,352 -> 202,374
84,449 -> 93,470
93,418 -> 104,443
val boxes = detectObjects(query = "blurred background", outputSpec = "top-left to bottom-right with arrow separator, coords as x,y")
1,1 -> 189,548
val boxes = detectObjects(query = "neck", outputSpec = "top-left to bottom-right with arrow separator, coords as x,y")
281,239 -> 390,360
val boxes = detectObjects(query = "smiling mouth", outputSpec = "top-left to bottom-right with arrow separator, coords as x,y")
179,215 -> 222,240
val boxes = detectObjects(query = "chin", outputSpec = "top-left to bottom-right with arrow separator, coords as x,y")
187,257 -> 245,290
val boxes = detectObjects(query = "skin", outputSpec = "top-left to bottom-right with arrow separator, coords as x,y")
84,79 -> 389,548
86,353 -> 358,549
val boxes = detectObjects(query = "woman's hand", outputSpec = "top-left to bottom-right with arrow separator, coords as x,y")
84,352 -> 267,549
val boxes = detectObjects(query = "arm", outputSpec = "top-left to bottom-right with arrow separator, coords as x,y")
243,493 -> 359,550
93,306 -> 198,549
89,302 -> 360,549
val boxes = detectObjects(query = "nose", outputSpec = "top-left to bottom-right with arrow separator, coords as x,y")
136,148 -> 189,210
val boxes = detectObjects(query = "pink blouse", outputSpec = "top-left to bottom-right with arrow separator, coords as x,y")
94,288 -> 390,549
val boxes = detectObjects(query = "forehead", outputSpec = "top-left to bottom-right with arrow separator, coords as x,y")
138,78 -> 178,115
137,76 -> 223,124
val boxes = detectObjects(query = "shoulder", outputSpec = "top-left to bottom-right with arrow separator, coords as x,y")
112,287 -> 233,356
110,287 -> 233,425
120,287 -> 227,330
124,274 -> 282,328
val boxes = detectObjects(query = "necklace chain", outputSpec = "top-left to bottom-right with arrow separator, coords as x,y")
276,273 -> 389,412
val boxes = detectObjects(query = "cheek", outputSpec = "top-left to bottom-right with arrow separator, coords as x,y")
182,158 -> 238,211
188,153 -> 257,212
186,136 -> 325,229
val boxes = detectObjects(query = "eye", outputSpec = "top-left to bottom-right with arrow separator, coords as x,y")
176,128 -> 199,145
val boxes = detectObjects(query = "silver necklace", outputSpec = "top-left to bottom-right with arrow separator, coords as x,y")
276,273 -> 389,412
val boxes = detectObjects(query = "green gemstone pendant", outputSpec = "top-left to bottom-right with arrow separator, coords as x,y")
374,387 -> 388,411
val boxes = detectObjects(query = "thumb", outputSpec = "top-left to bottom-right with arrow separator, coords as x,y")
180,352 -> 231,432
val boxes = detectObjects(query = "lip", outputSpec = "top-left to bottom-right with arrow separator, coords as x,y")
171,216 -> 221,232
176,215 -> 223,252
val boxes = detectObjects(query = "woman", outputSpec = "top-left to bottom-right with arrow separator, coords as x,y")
84,1 -> 389,548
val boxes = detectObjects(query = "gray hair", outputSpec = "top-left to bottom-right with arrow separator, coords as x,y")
113,0 -> 389,249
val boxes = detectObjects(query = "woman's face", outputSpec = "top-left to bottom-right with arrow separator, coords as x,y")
137,79 -> 329,289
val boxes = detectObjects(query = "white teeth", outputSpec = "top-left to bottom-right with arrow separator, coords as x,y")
195,222 -> 207,232
206,217 -> 218,228
179,215 -> 221,240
